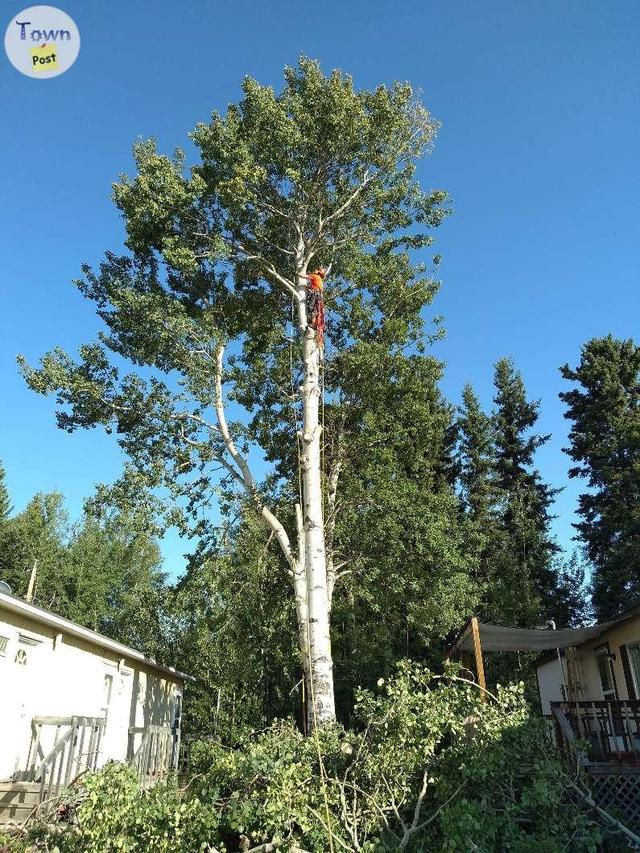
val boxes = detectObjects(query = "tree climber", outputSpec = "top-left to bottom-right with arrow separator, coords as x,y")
303,267 -> 326,347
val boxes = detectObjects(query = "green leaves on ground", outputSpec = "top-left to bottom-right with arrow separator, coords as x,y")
10,663 -> 601,853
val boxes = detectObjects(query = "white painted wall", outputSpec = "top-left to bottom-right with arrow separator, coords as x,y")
536,656 -> 566,715
570,619 -> 640,701
536,617 -> 640,714
0,606 -> 184,781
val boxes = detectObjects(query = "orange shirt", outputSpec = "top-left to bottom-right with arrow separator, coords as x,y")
307,273 -> 324,292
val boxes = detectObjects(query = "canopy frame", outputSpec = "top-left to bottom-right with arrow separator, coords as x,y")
446,616 -> 487,696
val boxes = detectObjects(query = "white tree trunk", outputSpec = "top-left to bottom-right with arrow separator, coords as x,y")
212,312 -> 335,730
293,502 -> 311,719
296,269 -> 336,728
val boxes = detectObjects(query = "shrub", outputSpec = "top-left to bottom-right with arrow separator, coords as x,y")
20,763 -> 220,853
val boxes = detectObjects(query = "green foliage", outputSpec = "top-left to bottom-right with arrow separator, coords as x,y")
457,383 -> 497,524
324,343 -> 477,718
8,665 -> 600,853
0,492 -> 68,606
560,335 -> 640,620
166,515 -> 302,738
489,357 -> 561,626
64,505 -> 168,654
21,763 -> 219,853
0,459 -> 12,521
0,476 -> 167,655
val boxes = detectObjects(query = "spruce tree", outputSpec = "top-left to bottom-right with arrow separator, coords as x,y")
457,384 -> 496,524
491,358 -> 560,625
455,383 -> 502,624
560,335 -> 640,619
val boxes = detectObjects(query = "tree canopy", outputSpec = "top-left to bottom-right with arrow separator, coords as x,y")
19,57 -> 453,727
16,58 -> 593,731
560,335 -> 640,620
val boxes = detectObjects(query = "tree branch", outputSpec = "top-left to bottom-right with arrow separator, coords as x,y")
214,344 -> 297,571
233,240 -> 300,299
320,169 -> 373,231
170,410 -> 219,434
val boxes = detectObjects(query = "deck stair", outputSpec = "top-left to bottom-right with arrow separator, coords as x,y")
0,781 -> 41,825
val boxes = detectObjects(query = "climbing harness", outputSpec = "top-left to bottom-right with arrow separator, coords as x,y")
304,267 -> 327,348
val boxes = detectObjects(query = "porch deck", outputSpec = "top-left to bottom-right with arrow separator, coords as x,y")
552,700 -> 640,836
551,700 -> 640,765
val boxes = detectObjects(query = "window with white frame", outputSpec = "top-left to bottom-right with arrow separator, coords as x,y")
595,645 -> 617,700
628,643 -> 640,697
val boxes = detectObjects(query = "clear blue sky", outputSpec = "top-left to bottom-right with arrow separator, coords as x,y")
1,0 -> 638,576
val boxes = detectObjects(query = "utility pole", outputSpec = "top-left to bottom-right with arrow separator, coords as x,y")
25,558 -> 38,603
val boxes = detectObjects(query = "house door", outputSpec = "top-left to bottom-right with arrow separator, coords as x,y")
99,668 -> 131,765
7,635 -> 45,777
594,645 -> 624,754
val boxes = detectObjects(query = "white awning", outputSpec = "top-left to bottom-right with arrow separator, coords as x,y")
455,621 -> 606,653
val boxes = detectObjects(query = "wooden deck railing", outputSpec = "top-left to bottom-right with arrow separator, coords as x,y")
23,716 -> 104,800
551,700 -> 640,763
19,716 -> 175,803
129,725 -> 176,788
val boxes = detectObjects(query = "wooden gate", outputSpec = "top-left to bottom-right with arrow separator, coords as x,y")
24,716 -> 104,800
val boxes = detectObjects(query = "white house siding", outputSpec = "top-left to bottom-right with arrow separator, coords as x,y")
536,656 -> 566,715
567,619 -> 640,702
0,605 -> 184,781
536,617 -> 640,714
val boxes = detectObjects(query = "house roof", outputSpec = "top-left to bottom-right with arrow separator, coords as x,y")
0,591 -> 194,683
447,604 -> 640,661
